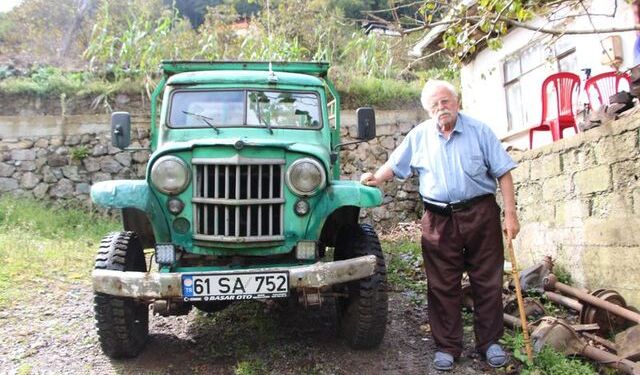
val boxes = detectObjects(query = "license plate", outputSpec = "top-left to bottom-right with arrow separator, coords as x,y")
182,271 -> 289,301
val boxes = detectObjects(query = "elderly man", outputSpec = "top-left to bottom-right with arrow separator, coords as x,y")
361,80 -> 519,371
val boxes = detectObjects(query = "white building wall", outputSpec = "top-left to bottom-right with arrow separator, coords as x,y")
460,0 -> 636,149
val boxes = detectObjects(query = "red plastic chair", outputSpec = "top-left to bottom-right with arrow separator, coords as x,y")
529,72 -> 581,149
584,71 -> 631,111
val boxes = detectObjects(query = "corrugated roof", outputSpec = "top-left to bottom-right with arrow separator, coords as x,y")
409,0 -> 478,58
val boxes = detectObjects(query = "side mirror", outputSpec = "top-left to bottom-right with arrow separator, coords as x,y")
356,107 -> 376,141
111,112 -> 131,149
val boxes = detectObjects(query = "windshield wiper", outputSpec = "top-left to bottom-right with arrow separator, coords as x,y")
182,111 -> 220,134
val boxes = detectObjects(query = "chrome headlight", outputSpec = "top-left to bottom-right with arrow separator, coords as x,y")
150,156 -> 190,195
286,158 -> 326,196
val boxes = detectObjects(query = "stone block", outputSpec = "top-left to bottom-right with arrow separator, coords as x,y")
0,162 -> 15,177
33,183 -> 49,199
65,135 -> 81,146
573,165 -> 611,195
584,216 -> 640,246
514,223 -> 557,264
20,172 -> 40,189
75,183 -> 91,195
555,199 -> 590,226
42,166 -> 58,183
10,149 -> 36,161
62,165 -> 83,182
115,152 -> 132,167
0,177 -> 18,192
4,140 -> 35,150
100,158 -> 123,173
54,146 -> 68,156
611,159 -> 640,190
17,161 -> 36,171
91,172 -> 111,183
48,137 -> 63,147
511,160 -> 530,183
530,153 -> 561,180
92,144 -> 107,156
397,121 -> 415,134
521,202 -> 555,223
515,182 -> 543,206
634,188 -> 640,215
34,138 -> 49,148
542,175 -> 570,202
594,131 -> 638,164
132,150 -> 150,164
49,178 -> 74,198
82,157 -> 100,172
590,193 -> 633,218
582,246 -> 640,307
379,136 -> 395,150
47,154 -> 68,167
561,146 -> 596,173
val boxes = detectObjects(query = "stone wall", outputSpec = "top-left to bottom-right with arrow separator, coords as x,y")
510,110 -> 640,307
0,128 -> 151,201
0,109 -> 427,228
1,102 -> 639,306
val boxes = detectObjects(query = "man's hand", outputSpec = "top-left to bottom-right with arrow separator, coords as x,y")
360,165 -> 394,187
360,172 -> 378,186
503,211 -> 520,240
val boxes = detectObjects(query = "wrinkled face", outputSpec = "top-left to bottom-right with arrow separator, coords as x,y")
426,86 -> 459,129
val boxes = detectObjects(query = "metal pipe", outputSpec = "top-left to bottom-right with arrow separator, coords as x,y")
582,345 -> 640,375
544,274 -> 640,324
544,291 -> 583,312
504,313 -> 531,331
581,332 -> 617,353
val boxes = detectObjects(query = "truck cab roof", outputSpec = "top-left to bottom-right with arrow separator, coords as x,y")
167,70 -> 325,87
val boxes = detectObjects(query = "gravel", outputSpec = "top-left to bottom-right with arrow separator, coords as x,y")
0,280 -> 509,374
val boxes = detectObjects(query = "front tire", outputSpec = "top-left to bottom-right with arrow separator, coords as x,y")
93,231 -> 149,358
335,224 -> 388,349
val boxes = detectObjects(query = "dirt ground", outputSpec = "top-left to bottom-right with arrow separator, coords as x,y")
0,277 -> 516,375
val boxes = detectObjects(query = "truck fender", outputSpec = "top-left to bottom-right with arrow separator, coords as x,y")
91,180 -> 171,243
312,181 -> 383,247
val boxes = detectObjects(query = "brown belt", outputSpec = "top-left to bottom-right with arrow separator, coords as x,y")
422,194 -> 493,216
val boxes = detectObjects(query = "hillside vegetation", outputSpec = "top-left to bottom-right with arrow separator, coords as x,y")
0,0 -> 457,109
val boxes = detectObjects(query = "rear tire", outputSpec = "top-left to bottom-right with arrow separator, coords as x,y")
335,224 -> 388,349
93,231 -> 149,358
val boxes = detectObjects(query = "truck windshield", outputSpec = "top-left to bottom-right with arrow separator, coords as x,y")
168,90 -> 321,129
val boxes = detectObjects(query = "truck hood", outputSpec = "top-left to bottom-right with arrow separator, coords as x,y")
149,138 -> 332,170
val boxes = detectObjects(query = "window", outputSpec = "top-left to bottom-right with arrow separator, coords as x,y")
503,39 -> 577,132
168,90 -> 321,129
247,91 -> 320,128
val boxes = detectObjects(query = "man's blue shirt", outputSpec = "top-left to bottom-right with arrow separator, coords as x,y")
386,112 -> 516,202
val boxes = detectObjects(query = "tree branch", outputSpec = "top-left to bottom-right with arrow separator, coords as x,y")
416,15 -> 640,35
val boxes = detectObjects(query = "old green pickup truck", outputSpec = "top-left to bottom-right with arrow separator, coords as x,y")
90,61 -> 387,358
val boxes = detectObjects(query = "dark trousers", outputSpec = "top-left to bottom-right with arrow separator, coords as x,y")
420,195 -> 504,357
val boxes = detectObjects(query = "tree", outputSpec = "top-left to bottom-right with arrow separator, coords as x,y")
59,0 -> 97,62
2,0 -> 91,67
378,0 -> 640,62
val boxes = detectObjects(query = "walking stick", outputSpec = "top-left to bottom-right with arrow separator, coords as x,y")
506,236 -> 534,362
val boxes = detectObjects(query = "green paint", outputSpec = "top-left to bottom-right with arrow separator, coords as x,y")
91,60 -> 382,271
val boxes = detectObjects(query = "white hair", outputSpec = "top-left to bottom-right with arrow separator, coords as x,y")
420,80 -> 459,111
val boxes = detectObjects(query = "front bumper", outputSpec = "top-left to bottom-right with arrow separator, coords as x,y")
92,255 -> 377,299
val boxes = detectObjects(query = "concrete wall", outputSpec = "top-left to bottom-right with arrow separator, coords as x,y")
1,100 -> 638,305
510,110 -> 640,306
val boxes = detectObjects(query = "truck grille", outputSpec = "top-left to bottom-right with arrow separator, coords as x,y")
192,156 -> 285,243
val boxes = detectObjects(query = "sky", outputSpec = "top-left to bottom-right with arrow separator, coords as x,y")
0,0 -> 22,13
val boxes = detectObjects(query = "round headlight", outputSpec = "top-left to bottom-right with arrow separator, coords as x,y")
151,156 -> 190,195
286,158 -> 326,196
